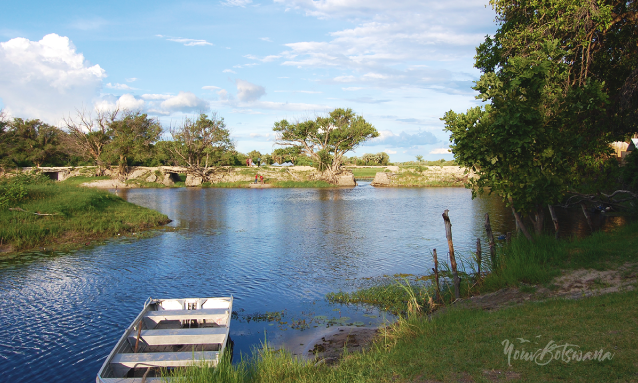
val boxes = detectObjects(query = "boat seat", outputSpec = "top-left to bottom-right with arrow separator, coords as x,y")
110,350 -> 220,368
144,308 -> 229,325
130,327 -> 228,346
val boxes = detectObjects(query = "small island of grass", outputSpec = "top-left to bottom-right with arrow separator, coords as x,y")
0,173 -> 171,255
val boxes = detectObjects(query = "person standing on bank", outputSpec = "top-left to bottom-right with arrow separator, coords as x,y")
255,174 -> 258,184
260,175 -> 264,184
257,157 -> 261,167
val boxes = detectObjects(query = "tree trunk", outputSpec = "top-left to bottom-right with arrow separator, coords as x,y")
511,207 -> 534,242
531,204 -> 545,235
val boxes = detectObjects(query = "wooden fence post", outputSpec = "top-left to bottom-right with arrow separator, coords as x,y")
506,232 -> 511,244
442,209 -> 460,300
548,204 -> 559,239
476,238 -> 482,281
484,213 -> 497,270
432,248 -> 441,302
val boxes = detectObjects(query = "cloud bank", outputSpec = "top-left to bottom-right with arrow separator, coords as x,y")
0,34 -> 105,123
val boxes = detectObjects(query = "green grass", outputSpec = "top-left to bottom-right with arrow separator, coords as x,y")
166,288 -> 637,383
348,168 -> 385,179
0,179 -> 170,252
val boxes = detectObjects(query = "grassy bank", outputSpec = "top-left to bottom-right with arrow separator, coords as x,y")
166,289 -> 636,383
166,221 -> 637,382
0,174 -> 170,254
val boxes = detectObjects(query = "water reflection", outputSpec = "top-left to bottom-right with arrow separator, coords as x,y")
0,184 -> 630,382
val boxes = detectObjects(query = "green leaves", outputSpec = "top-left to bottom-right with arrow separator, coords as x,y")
273,108 -> 378,174
444,38 -> 610,214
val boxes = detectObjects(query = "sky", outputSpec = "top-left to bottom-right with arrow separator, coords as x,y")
0,0 -> 497,162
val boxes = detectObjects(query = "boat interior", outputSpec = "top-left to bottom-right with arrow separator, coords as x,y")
97,297 -> 233,382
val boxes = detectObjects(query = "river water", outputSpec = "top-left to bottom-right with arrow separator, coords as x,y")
0,182 -> 627,382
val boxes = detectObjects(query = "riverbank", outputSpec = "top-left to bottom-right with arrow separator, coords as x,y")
6,165 -> 472,188
168,221 -> 637,382
0,175 -> 171,255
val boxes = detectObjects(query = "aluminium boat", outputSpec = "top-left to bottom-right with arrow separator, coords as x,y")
96,296 -> 233,383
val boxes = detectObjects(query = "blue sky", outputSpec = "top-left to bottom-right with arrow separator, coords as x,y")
0,0 -> 497,162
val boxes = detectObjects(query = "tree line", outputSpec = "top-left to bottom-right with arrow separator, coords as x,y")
0,108 -> 388,179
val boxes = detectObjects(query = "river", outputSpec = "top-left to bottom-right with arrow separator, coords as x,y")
0,182 -> 627,382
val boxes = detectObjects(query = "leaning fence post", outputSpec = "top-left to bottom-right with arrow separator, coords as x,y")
476,238 -> 482,282
432,248 -> 441,302
484,213 -> 497,270
548,204 -> 559,239
442,210 -> 460,300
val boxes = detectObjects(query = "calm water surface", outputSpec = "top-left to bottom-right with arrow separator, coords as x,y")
0,183 -> 627,382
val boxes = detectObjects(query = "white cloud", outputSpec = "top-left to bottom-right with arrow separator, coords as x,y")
244,54 -> 281,62
235,79 -> 265,102
160,91 -> 209,112
160,36 -> 213,46
218,89 -> 229,101
221,0 -> 252,6
126,77 -> 137,82
275,0 -> 495,91
223,69 -> 237,73
116,94 -> 145,110
141,94 -> 172,100
342,87 -> 364,91
202,85 -> 221,90
384,149 -> 397,154
0,33 -> 105,123
106,82 -> 136,90
430,148 -> 451,154
260,37 -> 273,42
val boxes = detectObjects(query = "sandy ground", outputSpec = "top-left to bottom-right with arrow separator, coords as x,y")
296,264 -> 637,365
80,179 -> 132,188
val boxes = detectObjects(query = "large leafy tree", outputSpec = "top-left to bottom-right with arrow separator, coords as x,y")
273,108 -> 378,181
5,118 -> 70,167
443,0 -> 636,236
105,111 -> 162,176
168,113 -> 233,174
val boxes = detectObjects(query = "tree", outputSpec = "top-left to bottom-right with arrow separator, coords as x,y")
0,111 -> 10,169
361,152 -> 390,166
442,0 -> 638,236
476,0 -> 638,138
6,118 -> 70,167
444,41 -> 609,236
168,113 -> 233,174
273,108 -> 378,182
63,109 -> 117,175
105,111 -> 162,176
415,155 -> 424,162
